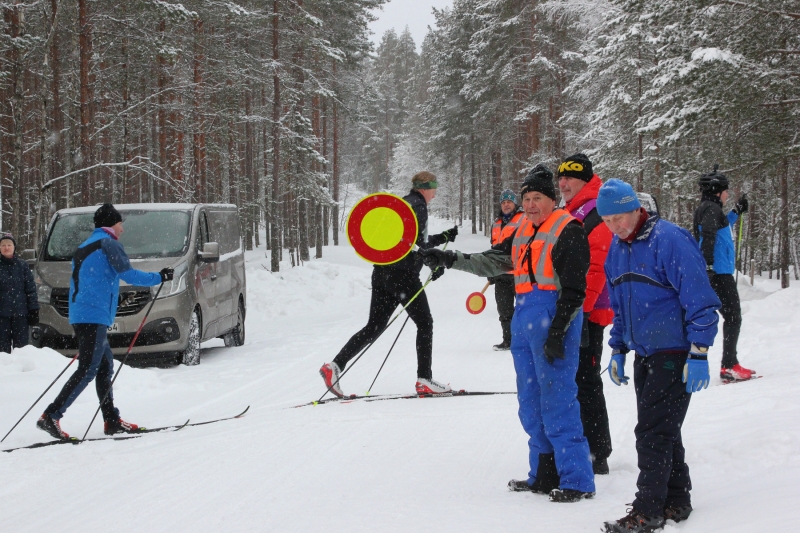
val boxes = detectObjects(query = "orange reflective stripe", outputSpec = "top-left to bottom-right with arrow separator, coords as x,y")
511,210 -> 575,293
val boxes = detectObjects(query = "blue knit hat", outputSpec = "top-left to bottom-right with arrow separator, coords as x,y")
499,189 -> 518,205
597,179 -> 642,216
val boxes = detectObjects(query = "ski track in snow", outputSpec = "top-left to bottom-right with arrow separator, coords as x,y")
2,218 -> 799,532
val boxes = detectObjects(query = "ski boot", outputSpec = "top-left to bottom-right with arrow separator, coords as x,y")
415,377 -> 452,395
720,364 -> 756,382
104,417 -> 144,435
320,362 -> 344,397
36,413 -> 70,440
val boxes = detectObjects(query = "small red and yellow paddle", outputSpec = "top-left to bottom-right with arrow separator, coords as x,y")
466,281 -> 491,315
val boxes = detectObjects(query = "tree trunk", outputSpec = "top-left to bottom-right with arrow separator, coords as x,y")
270,0 -> 281,272
79,0 -> 94,205
780,158 -> 790,288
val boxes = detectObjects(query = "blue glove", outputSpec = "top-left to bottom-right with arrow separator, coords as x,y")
683,348 -> 710,393
608,351 -> 629,386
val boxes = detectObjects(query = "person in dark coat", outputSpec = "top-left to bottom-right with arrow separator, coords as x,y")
693,165 -> 754,382
0,233 -> 39,354
488,189 -> 524,350
319,171 -> 458,397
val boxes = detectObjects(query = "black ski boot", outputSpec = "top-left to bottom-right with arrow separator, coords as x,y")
593,457 -> 610,475
104,417 -> 145,435
508,453 -> 560,493
549,488 -> 595,502
603,508 -> 665,532
493,341 -> 511,351
36,413 -> 70,440
663,504 -> 692,523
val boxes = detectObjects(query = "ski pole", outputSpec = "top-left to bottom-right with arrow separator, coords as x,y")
0,352 -> 79,443
366,315 -> 410,396
79,282 -> 164,441
736,212 -> 745,283
319,243 -> 449,402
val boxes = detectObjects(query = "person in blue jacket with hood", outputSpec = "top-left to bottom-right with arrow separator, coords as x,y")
597,180 -> 720,533
37,204 -> 173,440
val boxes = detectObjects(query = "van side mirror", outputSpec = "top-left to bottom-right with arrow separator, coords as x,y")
199,242 -> 220,263
21,249 -> 37,267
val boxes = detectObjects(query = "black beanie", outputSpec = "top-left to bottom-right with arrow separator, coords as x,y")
0,232 -> 16,248
558,153 -> 593,182
94,203 -> 123,229
520,164 -> 556,201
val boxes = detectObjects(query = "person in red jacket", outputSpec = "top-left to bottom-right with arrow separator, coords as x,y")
558,153 -> 613,475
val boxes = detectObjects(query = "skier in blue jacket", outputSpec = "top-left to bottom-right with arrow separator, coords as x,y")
597,180 -> 720,533
37,204 -> 173,440
693,165 -> 754,382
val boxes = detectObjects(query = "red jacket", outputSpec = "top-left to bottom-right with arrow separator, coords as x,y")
564,175 -> 614,326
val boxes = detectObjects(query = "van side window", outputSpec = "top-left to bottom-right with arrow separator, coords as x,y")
208,210 -> 240,255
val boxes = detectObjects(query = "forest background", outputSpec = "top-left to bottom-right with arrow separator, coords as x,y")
1,0 -> 798,285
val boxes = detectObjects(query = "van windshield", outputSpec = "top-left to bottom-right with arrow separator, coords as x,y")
44,210 -> 192,261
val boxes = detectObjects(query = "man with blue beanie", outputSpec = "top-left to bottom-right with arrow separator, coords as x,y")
488,189 -> 524,350
37,204 -> 173,440
598,179 -> 721,532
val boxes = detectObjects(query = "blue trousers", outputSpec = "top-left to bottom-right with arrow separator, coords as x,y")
45,324 -> 119,422
510,288 -> 595,493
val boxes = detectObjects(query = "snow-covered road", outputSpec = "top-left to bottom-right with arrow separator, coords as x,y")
2,221 -> 799,532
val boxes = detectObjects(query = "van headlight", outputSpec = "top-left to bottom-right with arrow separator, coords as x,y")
36,278 -> 52,304
154,261 -> 188,299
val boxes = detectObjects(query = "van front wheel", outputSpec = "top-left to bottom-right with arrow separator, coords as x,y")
181,309 -> 202,365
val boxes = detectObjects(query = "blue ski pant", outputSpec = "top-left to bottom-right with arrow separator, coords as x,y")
510,288 -> 595,493
45,324 -> 119,422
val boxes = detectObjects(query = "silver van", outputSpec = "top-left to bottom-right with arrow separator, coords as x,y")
28,203 -> 246,366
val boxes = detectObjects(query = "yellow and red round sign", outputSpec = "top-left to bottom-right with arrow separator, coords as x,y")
347,193 -> 419,265
466,291 -> 487,314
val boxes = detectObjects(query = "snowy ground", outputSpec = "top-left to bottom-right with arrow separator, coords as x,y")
2,218 -> 799,532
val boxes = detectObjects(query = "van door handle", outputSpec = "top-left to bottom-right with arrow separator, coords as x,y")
210,274 -> 218,281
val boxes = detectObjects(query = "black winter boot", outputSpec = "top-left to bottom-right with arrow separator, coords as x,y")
603,508 -> 665,532
508,453 -> 560,493
549,488 -> 595,502
663,504 -> 692,523
593,457 -> 610,475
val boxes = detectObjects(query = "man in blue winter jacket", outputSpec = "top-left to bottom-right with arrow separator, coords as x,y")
37,204 -> 173,440
597,180 -> 721,533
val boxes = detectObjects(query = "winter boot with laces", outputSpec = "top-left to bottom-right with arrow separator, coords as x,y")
104,417 -> 144,435
319,362 -> 344,397
603,508 -> 666,532
36,413 -> 70,440
549,488 -> 595,502
720,364 -> 756,382
415,377 -> 452,395
663,504 -> 692,523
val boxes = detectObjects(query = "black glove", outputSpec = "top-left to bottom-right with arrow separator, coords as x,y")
27,309 -> 39,326
543,329 -> 566,364
160,268 -> 175,282
733,194 -> 748,215
487,277 -> 495,285
441,225 -> 459,243
419,248 -> 456,270
430,267 -> 446,281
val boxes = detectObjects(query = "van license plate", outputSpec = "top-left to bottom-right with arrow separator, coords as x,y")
107,323 -> 122,334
